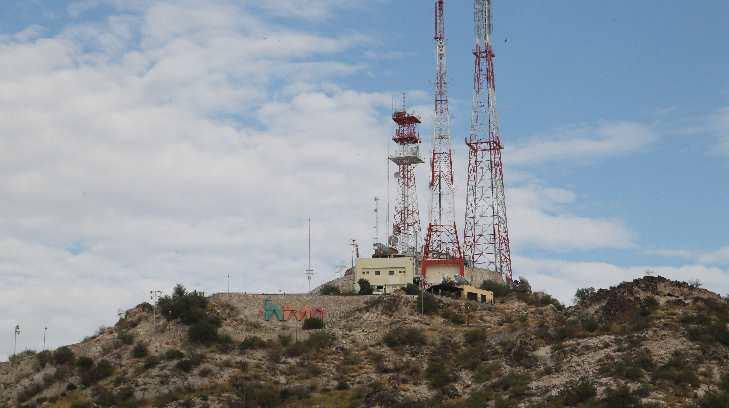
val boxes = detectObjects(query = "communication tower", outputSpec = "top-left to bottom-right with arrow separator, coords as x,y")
422,0 -> 464,281
389,95 -> 423,257
463,0 -> 514,283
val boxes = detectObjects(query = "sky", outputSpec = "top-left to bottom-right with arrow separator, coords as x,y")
1,0 -> 728,360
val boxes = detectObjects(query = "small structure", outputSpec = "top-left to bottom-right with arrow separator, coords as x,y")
428,283 -> 494,304
354,256 -> 415,294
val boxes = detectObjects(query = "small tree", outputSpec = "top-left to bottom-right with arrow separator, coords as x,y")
52,346 -> 75,366
131,342 -> 148,358
358,279 -> 373,295
574,287 -> 596,305
404,283 -> 420,295
320,284 -> 341,295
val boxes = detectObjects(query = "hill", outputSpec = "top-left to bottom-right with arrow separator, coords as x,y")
1,276 -> 728,407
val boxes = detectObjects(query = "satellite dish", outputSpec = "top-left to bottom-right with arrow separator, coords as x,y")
388,235 -> 398,246
394,171 -> 401,179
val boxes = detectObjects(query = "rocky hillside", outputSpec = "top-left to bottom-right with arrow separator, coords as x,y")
1,276 -> 728,407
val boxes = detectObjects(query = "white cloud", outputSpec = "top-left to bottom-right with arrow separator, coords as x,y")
508,184 -> 634,251
0,1 -> 387,360
508,121 -> 657,166
711,106 -> 729,155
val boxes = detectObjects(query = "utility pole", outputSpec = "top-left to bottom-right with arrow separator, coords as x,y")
149,290 -> 162,329
305,218 -> 315,291
43,326 -> 47,350
227,273 -> 230,295
373,197 -> 380,246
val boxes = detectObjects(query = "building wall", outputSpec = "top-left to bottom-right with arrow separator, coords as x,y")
354,257 -> 415,293
423,264 -> 462,286
465,266 -> 505,287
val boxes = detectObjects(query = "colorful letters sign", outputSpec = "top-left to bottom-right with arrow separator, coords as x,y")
259,298 -> 326,321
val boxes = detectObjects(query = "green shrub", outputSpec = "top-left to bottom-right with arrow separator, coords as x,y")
384,327 -> 427,348
131,342 -> 148,358
481,280 -> 512,298
464,328 -> 487,346
52,346 -> 75,366
416,293 -> 440,315
175,354 -> 203,372
320,284 -> 341,295
558,377 -> 597,405
143,355 -> 160,369
404,283 -> 420,295
278,334 -> 293,347
653,352 -> 699,386
35,350 -> 52,368
425,361 -> 456,389
239,336 -> 267,351
580,315 -> 600,332
158,284 -> 209,325
116,330 -> 134,346
232,380 -> 281,407
599,386 -> 641,407
76,356 -> 94,371
440,308 -> 465,324
491,373 -> 530,397
188,320 -> 221,344
302,317 -> 325,330
358,279 -> 373,295
80,359 -> 114,386
473,363 -> 500,383
528,293 -> 564,310
164,349 -> 185,360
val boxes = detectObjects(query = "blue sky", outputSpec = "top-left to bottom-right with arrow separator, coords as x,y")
0,0 -> 728,359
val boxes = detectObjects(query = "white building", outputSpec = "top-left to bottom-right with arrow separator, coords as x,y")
353,256 -> 416,294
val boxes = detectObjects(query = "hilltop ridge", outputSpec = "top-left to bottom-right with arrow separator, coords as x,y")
1,276 -> 728,407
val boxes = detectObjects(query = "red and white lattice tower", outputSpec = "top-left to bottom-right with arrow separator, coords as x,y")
422,0 -> 464,280
463,0 -> 513,283
389,96 -> 423,256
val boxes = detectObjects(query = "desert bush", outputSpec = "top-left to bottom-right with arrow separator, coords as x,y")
599,385 -> 641,407
681,312 -> 729,346
188,319 -> 222,344
35,350 -> 52,368
491,373 -> 530,397
440,308 -> 465,324
416,293 -> 440,315
384,327 -> 427,348
131,342 -> 148,358
464,328 -> 488,346
75,356 -> 94,371
358,279 -> 373,295
231,379 -> 281,407
557,377 -> 597,405
80,359 -> 114,386
277,334 -> 293,347
164,349 -> 185,360
302,317 -> 325,330
285,331 -> 335,357
52,346 -> 75,366
16,382 -> 44,403
580,315 -> 600,333
528,293 -> 564,310
143,355 -> 160,369
319,284 -> 341,295
240,336 -> 267,351
481,280 -> 512,298
175,354 -> 203,372
425,360 -> 456,389
116,330 -> 134,346
158,284 -> 208,324
473,363 -> 501,383
653,352 -> 699,386
605,349 -> 653,381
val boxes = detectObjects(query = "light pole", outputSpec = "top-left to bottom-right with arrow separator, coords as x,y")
227,273 -> 230,295
43,326 -> 47,350
13,325 -> 20,358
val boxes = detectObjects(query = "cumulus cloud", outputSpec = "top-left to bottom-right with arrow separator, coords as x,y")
0,1 -> 388,360
507,184 -> 634,251
508,121 -> 657,166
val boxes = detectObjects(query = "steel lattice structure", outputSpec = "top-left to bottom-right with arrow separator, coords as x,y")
389,99 -> 423,256
422,0 -> 464,279
463,0 -> 513,283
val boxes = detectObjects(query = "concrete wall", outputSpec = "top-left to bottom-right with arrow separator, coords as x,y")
465,266 -> 505,286
354,257 -> 415,293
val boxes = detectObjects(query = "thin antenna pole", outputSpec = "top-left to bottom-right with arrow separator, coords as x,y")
305,218 -> 314,291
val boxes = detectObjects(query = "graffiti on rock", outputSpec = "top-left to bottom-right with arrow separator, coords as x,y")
259,298 -> 326,321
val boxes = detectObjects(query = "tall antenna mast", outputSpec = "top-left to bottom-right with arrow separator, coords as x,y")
373,196 -> 380,246
463,0 -> 514,283
422,0 -> 464,282
305,218 -> 314,290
